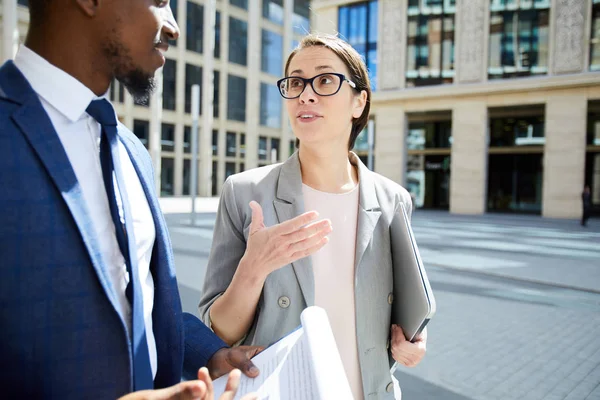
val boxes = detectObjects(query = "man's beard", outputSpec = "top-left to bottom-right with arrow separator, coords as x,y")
103,31 -> 156,103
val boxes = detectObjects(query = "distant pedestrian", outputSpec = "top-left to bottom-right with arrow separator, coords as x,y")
581,185 -> 592,226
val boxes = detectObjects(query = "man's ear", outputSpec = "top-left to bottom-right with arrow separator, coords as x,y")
75,0 -> 101,17
352,90 -> 368,119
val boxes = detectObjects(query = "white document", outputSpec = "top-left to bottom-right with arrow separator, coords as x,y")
212,306 -> 353,400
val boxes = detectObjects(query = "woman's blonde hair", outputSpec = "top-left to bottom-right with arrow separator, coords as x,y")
284,33 -> 371,151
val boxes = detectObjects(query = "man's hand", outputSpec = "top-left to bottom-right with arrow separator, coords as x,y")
390,325 -> 427,367
206,346 -> 263,379
117,367 -> 257,400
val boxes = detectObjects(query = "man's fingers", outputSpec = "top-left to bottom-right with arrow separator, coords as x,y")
197,367 -> 214,400
248,201 -> 265,233
219,369 -> 241,400
273,210 -> 320,235
227,347 -> 260,378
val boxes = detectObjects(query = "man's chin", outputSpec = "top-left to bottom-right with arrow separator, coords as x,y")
118,70 -> 156,104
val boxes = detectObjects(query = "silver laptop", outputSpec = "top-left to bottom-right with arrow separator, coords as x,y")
390,202 -> 436,343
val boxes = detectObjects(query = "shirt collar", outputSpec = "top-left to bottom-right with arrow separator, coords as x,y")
13,45 -> 106,122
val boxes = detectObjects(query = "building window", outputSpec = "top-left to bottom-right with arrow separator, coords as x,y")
17,0 -> 29,6
161,123 -> 175,152
183,159 -> 191,195
586,100 -> 600,213
215,11 -> 222,59
163,59 -> 177,111
161,158 -> 175,196
133,119 -> 150,148
226,132 -> 237,157
240,133 -> 246,158
338,1 -> 378,90
293,0 -> 311,35
261,30 -> 284,76
109,79 -> 125,104
258,136 -> 268,161
240,162 -> 245,172
407,115 -> 451,209
229,17 -> 248,66
487,106 -> 545,213
353,119 -> 376,169
260,83 -> 282,129
170,0 -> 178,46
187,2 -> 203,54
289,139 -> 296,156
212,161 -> 218,196
227,74 -> 246,122
263,0 -> 284,25
184,126 -> 192,154
212,130 -> 219,156
270,138 -> 280,162
489,1 -> 550,79
591,1 -> 600,71
185,64 -> 202,114
225,162 -> 237,180
406,0 -> 455,87
213,70 -> 220,118
229,0 -> 247,10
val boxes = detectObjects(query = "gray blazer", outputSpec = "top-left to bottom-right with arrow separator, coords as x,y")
199,152 -> 412,399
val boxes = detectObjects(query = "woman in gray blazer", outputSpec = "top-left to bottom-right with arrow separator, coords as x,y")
199,33 -> 427,399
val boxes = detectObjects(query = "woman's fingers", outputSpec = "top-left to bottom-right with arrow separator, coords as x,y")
283,219 -> 332,245
273,211 -> 320,235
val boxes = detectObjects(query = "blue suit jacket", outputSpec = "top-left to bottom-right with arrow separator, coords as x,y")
0,61 -> 226,398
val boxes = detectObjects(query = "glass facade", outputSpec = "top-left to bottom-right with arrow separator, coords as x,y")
133,119 -> 149,148
229,17 -> 248,66
406,0 -> 456,87
263,0 -> 285,25
230,0 -> 248,10
260,83 -> 282,128
187,2 -> 203,54
293,0 -> 311,35
406,120 -> 452,209
185,64 -> 202,114
161,123 -> 175,152
163,59 -> 177,111
184,126 -> 192,154
227,75 -> 247,122
586,101 -> 600,213
489,0 -> 550,79
183,159 -> 191,195
262,30 -> 284,76
161,158 -> 175,196
591,1 -> 600,71
258,136 -> 268,161
338,1 -> 379,90
226,132 -> 237,157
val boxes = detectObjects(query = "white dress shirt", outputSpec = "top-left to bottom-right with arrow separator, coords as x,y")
14,46 -> 158,378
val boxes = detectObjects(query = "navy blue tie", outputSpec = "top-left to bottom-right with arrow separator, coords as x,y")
86,99 -> 154,390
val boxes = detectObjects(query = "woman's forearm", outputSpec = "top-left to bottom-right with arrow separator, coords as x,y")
209,257 -> 268,346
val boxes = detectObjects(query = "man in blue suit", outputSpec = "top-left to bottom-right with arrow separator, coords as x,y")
0,0 -> 261,398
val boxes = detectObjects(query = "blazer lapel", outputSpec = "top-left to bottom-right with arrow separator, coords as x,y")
0,61 -> 122,314
273,152 -> 315,306
351,153 -> 382,272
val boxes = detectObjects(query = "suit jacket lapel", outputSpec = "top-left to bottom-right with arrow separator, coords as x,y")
351,153 -> 382,273
273,152 -> 314,306
0,61 -> 122,314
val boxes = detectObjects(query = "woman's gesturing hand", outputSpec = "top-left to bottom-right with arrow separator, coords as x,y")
240,201 -> 332,279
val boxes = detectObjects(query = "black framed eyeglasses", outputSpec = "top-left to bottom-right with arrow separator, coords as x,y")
277,73 -> 357,99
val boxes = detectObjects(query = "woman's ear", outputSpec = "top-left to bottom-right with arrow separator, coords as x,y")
352,90 -> 368,119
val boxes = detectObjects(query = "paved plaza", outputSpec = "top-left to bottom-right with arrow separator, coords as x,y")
160,198 -> 600,400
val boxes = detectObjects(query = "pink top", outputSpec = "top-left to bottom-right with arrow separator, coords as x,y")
302,183 -> 363,400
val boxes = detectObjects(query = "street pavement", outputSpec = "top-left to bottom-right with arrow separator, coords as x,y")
160,197 -> 600,400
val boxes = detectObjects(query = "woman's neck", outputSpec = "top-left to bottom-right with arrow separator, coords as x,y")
298,144 -> 358,194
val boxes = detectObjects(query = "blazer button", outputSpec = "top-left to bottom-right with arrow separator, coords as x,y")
278,296 -> 290,309
386,382 -> 393,393
388,293 -> 394,305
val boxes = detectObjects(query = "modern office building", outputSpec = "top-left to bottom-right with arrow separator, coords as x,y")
312,0 -> 600,218
1,0 -> 310,197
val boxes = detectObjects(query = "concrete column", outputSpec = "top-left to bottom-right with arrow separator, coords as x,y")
245,0 -> 261,170
200,0 -> 216,196
378,0 -> 407,90
450,101 -> 488,214
542,94 -> 587,218
2,0 -> 18,62
550,0 -> 590,75
374,105 -> 407,186
149,68 -> 164,194
455,0 -> 489,83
